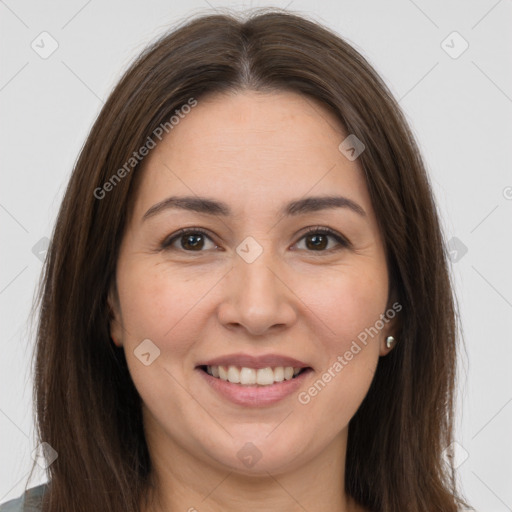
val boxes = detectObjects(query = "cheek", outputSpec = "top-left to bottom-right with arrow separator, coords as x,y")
117,260 -> 213,341
116,263 -> 213,417
112,266 -> 198,408
294,268 -> 386,431
305,260 -> 389,345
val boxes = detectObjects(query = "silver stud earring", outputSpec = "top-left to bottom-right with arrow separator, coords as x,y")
385,336 -> 396,349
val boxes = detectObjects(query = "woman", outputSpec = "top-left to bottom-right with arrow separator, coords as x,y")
1,8 -> 470,512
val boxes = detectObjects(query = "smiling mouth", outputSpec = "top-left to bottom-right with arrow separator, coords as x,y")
198,365 -> 311,387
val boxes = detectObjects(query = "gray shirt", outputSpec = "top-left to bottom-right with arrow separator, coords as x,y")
0,484 -> 48,512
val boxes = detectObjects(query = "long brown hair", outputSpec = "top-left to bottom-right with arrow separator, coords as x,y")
26,8 -> 469,511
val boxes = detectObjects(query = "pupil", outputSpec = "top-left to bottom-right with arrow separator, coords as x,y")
183,234 -> 204,250
306,234 -> 327,250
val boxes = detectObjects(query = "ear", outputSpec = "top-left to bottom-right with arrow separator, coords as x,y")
107,281 -> 123,347
378,300 -> 403,356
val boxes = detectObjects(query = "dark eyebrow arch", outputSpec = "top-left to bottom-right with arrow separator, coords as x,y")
142,194 -> 366,221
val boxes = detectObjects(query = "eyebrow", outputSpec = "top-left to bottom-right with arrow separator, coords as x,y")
142,194 -> 366,221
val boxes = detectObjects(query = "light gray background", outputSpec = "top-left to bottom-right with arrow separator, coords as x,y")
1,1 -> 511,510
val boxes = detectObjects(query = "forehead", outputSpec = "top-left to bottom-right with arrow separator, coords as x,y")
131,90 -> 372,222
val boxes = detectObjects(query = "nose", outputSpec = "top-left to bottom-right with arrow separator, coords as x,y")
217,249 -> 298,336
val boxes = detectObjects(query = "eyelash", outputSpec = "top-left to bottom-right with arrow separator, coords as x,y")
160,226 -> 351,254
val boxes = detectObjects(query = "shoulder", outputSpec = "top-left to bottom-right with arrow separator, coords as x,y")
0,483 -> 48,512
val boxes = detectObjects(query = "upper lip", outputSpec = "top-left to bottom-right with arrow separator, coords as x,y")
197,353 -> 311,370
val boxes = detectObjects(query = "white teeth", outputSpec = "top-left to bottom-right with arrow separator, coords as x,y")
273,366 -> 284,382
240,367 -> 257,385
227,365 -> 241,383
218,366 -> 228,381
256,367 -> 274,385
284,367 -> 294,380
205,365 -> 305,386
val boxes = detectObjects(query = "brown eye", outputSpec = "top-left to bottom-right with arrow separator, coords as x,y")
304,233 -> 328,250
181,233 -> 206,251
162,228 -> 217,252
296,227 -> 350,252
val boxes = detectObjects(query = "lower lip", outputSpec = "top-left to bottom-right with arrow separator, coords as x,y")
196,367 -> 313,407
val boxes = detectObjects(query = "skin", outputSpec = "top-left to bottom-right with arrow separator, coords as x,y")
108,90 -> 397,512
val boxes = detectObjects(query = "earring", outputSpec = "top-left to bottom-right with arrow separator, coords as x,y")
385,336 -> 396,349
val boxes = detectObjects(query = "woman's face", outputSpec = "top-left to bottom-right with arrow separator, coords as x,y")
109,90 -> 396,476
